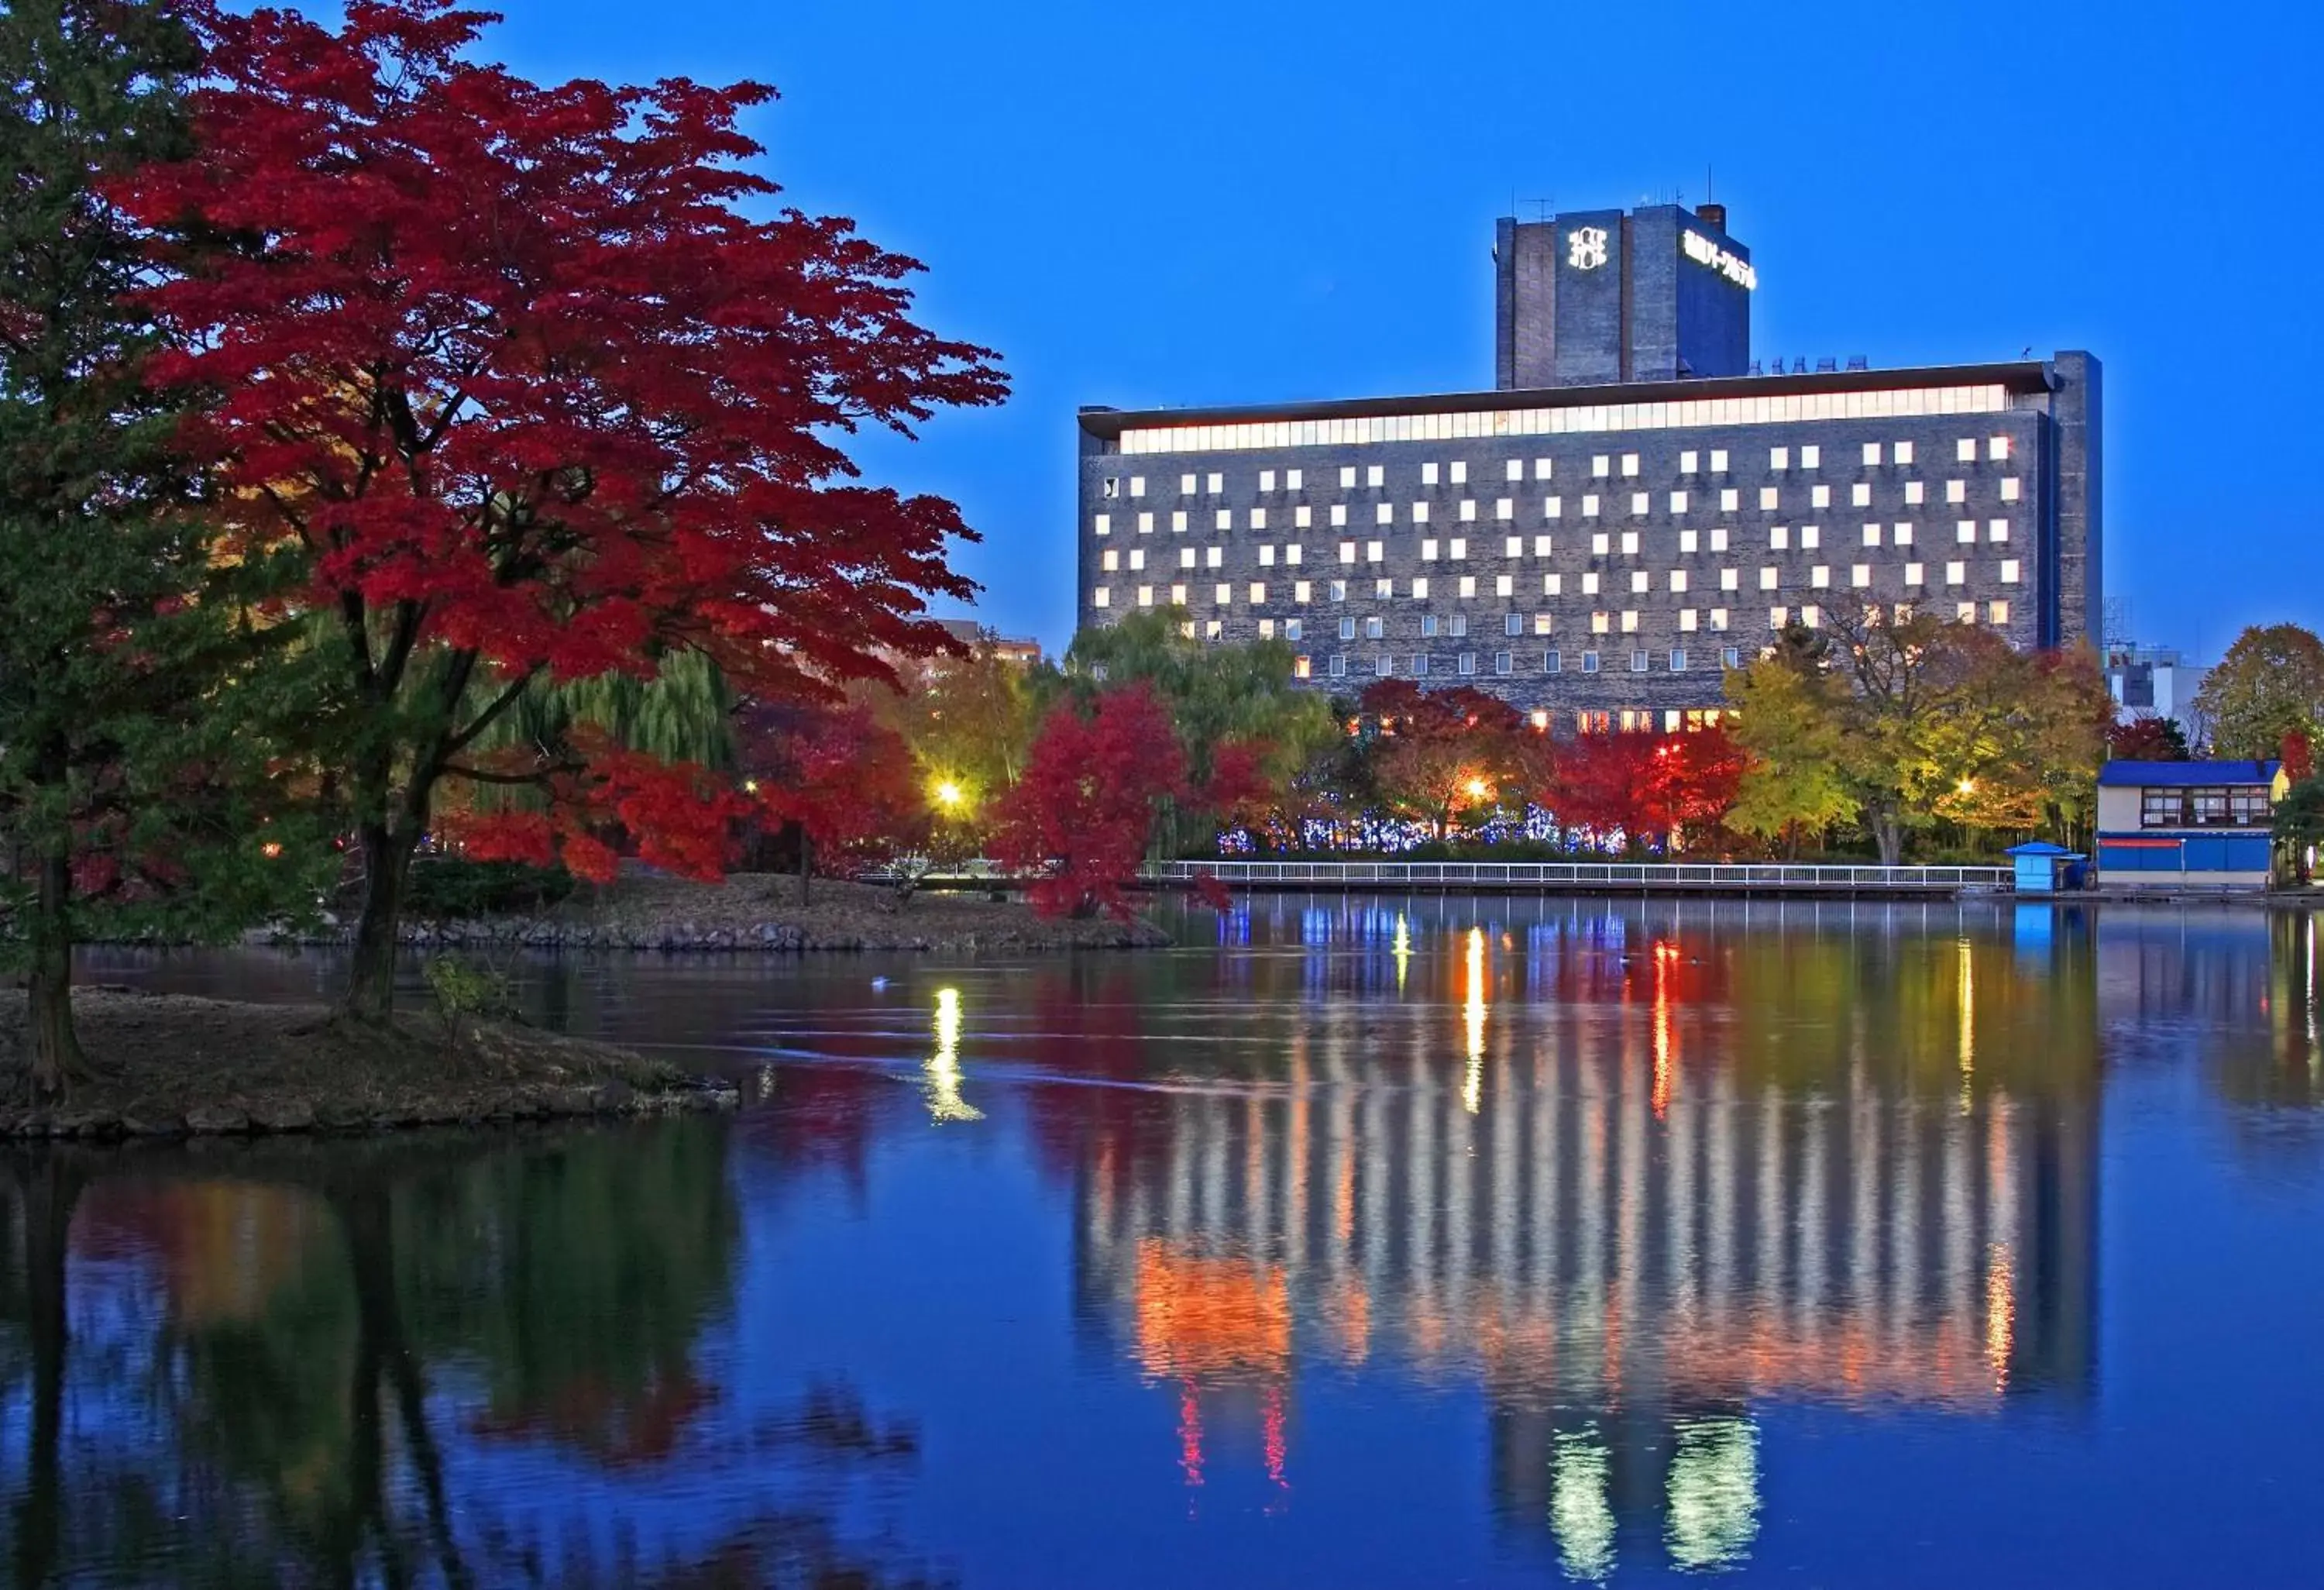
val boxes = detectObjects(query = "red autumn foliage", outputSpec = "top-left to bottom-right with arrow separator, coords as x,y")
115,0 -> 1005,1014
1202,738 -> 1278,831
440,738 -> 753,883
2106,716 -> 2191,762
1356,680 -> 1543,840
737,700 -> 924,882
2282,729 -> 2314,785
988,684 -> 1187,921
1548,726 -> 1747,852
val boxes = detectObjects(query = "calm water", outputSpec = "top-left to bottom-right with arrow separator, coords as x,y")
12,897 -> 2324,1586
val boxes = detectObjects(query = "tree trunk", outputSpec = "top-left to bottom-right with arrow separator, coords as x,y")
1872,809 -> 1904,868
796,830 -> 813,908
343,823 -> 419,1025
26,846 -> 84,1100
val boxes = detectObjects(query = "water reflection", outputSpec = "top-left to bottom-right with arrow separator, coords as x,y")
0,1126 -> 942,1588
40,897 -> 2324,1585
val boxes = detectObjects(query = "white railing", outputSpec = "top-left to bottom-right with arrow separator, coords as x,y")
1141,859 -> 2013,893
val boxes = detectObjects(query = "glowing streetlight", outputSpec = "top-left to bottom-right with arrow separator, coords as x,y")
933,779 -> 964,810
1957,777 -> 1977,796
1466,778 -> 1491,801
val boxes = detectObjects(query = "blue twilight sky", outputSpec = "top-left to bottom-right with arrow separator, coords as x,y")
484,0 -> 2321,659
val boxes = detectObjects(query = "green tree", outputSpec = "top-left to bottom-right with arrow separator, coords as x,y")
2273,776 -> 2324,881
1724,656 -> 1856,855
2192,624 -> 2324,759
0,0 -> 323,1094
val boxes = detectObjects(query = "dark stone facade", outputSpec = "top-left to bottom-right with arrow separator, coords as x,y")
1494,204 -> 1752,389
1076,360 -> 2099,731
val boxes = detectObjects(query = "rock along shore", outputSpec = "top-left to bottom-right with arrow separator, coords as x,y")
308,874 -> 1173,954
0,987 -> 740,1142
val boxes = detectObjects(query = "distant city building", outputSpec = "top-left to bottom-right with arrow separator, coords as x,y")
1076,203 -> 2102,731
2104,643 -> 2207,732
932,617 -> 1042,666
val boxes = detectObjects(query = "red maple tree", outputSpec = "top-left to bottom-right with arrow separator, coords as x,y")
736,699 -> 924,904
988,684 -> 1187,921
120,0 -> 1006,1018
1357,680 -> 1545,841
1549,726 -> 1746,853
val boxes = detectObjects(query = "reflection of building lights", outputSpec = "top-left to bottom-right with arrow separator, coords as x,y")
1666,1416 -> 1761,1570
1177,1382 -> 1205,1489
1463,927 -> 1487,1113
1393,913 -> 1411,994
1985,1241 -> 2015,1390
1652,939 -> 1675,1119
1958,937 -> 1975,1110
1551,1426 -> 1617,1582
1263,1384 -> 1290,1492
924,987 -> 983,1122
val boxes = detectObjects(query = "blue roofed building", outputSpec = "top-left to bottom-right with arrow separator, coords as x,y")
2094,760 -> 2287,891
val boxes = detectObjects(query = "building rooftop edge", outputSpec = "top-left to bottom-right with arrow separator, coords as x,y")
1076,359 -> 2068,439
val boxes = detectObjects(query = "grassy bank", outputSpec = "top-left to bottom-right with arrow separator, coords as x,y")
0,987 -> 737,1139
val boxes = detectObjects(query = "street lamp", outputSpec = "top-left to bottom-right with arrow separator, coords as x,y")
933,779 -> 964,810
1466,778 -> 1491,801
1958,778 -> 1977,797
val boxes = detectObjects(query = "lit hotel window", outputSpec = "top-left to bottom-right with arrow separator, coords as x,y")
1811,485 -> 1831,508
1679,529 -> 1699,552
1534,535 -> 1554,556
1945,561 -> 1966,585
1590,535 -> 1610,556
1367,465 -> 1384,487
1422,462 -> 1440,485
1534,458 -> 1553,480
1102,549 -> 1119,571
1294,655 -> 1311,679
1505,459 -> 1525,482
1852,484 -> 1871,508
1989,436 -> 2011,460
1093,514 -> 1110,536
1340,466 -> 1356,488
1999,559 -> 2021,584
1989,600 -> 2010,624
1215,510 -> 1232,531
1710,449 -> 1728,472
1770,446 -> 1789,470
2001,477 -> 2020,501
1851,564 -> 1872,587
1958,601 -> 1978,622
1203,546 -> 1220,568
1180,473 -> 1196,494
1374,503 -> 1392,525
1721,488 -> 1739,511
1905,481 -> 1924,504
1989,519 -> 2009,543
1330,504 -> 1348,526
1593,455 -> 1611,478
1800,445 -> 1820,469
1957,438 -> 1977,463
1631,492 -> 1649,516
1093,587 -> 1110,607
1459,500 -> 1477,521
1958,520 -> 1977,544
1894,522 -> 1914,545
1905,563 -> 1925,585
1287,469 -> 1302,490
1583,494 -> 1600,517
1172,511 -> 1188,532
1680,450 -> 1699,473
1294,580 -> 1311,603
1862,442 -> 1881,466
1294,505 -> 1312,528
1260,470 -> 1277,490
1758,487 -> 1779,510
1620,532 -> 1639,554
1495,574 -> 1514,597
1621,453 -> 1639,477
1450,461 -> 1468,484
1207,473 -> 1223,493
1545,496 -> 1563,518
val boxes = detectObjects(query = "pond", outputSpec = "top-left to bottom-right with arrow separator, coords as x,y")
9,897 -> 2324,1586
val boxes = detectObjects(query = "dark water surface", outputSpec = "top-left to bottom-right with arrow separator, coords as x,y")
12,897 -> 2324,1586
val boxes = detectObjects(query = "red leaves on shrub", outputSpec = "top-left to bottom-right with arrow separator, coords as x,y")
989,684 -> 1186,921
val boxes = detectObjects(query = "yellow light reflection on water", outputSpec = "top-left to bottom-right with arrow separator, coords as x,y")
1666,1416 -> 1761,1571
1652,939 -> 1677,1119
1985,1241 -> 2015,1390
1463,927 -> 1487,1113
925,986 -> 983,1123
1393,914 -> 1411,994
1957,936 -> 1976,1113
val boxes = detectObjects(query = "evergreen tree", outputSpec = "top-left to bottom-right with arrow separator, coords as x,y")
0,0 -> 320,1095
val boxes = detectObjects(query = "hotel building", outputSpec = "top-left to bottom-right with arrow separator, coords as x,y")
1075,204 -> 2101,730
